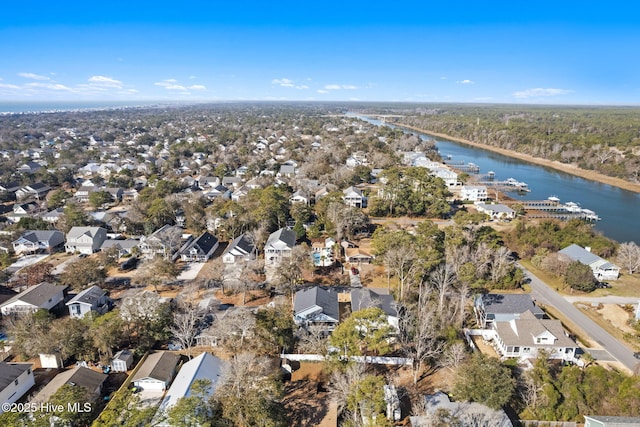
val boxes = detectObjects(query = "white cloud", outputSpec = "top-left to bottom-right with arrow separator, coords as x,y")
155,80 -> 188,91
189,85 -> 207,91
296,85 -> 309,90
272,78 -> 295,87
0,83 -> 20,90
26,82 -> 74,91
317,89 -> 329,94
88,76 -> 123,88
18,72 -> 51,81
456,79 -> 474,84
324,84 -> 358,90
513,88 -> 572,98
189,75 -> 197,80
440,76 -> 448,80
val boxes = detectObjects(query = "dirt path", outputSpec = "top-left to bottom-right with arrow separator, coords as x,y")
398,123 -> 640,194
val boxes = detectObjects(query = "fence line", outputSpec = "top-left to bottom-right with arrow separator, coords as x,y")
281,354 -> 413,365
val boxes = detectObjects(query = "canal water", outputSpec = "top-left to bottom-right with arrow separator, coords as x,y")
355,115 -> 640,244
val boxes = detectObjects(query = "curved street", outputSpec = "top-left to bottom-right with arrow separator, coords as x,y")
518,263 -> 639,372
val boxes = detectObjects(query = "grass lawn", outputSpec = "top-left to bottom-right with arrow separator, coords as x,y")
520,260 -> 640,297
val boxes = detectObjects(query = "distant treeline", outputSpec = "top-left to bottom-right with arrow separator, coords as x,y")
394,105 -> 640,183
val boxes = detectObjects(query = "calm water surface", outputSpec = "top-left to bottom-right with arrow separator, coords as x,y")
356,115 -> 640,244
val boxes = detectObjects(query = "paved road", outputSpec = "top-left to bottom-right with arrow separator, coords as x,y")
519,263 -> 639,372
564,295 -> 639,305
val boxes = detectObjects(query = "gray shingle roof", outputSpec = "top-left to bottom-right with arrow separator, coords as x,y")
480,293 -> 544,317
132,351 -> 180,383
66,285 -> 106,306
182,231 -> 218,255
559,244 -> 602,265
3,282 -> 67,308
351,289 -> 396,317
224,234 -> 255,257
265,228 -> 296,249
294,287 -> 339,321
0,362 -> 32,390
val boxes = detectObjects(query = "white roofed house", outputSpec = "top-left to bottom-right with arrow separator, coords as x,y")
430,167 -> 459,186
559,244 -> 620,281
460,185 -> 488,202
0,362 -> 35,414
290,189 -> 310,205
264,228 -> 296,266
65,226 -> 107,255
343,186 -> 367,208
179,231 -> 219,262
474,202 -> 515,220
155,352 -> 224,425
12,230 -> 65,255
0,282 -> 68,316
490,311 -> 579,362
222,234 -> 256,264
65,285 -> 111,319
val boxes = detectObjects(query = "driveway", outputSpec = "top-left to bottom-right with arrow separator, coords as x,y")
519,263 -> 640,372
6,254 -> 49,273
177,262 -> 206,281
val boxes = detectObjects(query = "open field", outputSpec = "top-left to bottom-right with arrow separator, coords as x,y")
575,302 -> 639,351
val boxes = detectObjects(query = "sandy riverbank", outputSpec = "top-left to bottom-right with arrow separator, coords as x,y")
398,123 -> 640,194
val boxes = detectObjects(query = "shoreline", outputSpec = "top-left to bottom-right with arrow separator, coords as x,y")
397,123 -> 640,194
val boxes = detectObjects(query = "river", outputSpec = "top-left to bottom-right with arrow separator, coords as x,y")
354,114 -> 640,244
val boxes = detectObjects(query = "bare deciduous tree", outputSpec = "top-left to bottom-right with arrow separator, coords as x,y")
169,301 -> 205,359
616,241 -> 640,274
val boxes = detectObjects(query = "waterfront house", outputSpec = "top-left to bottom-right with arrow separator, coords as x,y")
460,185 -> 488,202
0,362 -> 35,414
474,202 -> 516,220
0,282 -> 68,316
559,244 -> 620,281
12,230 -> 65,255
65,226 -> 107,254
65,285 -> 111,319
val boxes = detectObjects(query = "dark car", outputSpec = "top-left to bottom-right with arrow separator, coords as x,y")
634,352 -> 640,359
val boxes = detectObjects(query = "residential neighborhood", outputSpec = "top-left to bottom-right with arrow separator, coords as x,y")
0,104 -> 637,426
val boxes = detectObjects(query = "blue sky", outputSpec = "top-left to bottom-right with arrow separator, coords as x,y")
1,1 -> 638,105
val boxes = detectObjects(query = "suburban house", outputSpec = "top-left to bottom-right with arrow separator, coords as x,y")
156,352 -> 224,425
139,224 -> 185,260
17,161 -> 43,174
100,238 -> 140,257
474,293 -> 545,328
12,230 -> 65,255
409,391 -> 513,427
65,226 -> 107,254
15,182 -> 50,200
31,366 -> 107,405
293,286 -> 340,331
345,247 -> 374,264
343,186 -> 367,208
74,184 -> 98,203
41,207 -> 65,224
474,202 -> 516,220
222,234 -> 256,264
583,416 -> 640,427
460,185 -> 488,202
0,282 -> 68,316
7,202 -> 39,223
290,189 -> 310,205
111,349 -> 135,373
65,285 -> 111,319
179,231 -> 219,262
264,228 -> 296,266
489,311 -> 579,361
0,362 -> 35,414
350,288 -> 399,330
559,244 -> 621,281
131,351 -> 181,391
